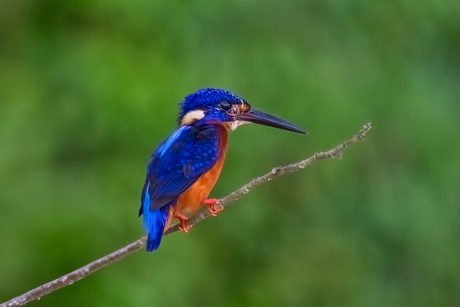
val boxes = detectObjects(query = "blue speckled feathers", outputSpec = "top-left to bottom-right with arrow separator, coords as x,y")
140,124 -> 221,215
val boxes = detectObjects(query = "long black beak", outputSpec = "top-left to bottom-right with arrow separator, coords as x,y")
237,109 -> 307,134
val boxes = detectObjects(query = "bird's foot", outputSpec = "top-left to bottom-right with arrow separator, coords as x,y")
175,213 -> 192,232
204,199 -> 223,216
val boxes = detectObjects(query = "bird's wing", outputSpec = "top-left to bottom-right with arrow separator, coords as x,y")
139,125 -> 221,215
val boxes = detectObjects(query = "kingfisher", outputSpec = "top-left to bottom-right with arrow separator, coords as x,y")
140,88 -> 306,251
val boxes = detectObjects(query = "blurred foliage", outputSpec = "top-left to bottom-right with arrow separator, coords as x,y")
1,0 -> 460,306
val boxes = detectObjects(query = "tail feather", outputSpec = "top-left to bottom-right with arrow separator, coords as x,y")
144,206 -> 170,251
142,183 -> 170,252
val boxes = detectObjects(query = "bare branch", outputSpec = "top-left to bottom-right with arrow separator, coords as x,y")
0,123 -> 372,307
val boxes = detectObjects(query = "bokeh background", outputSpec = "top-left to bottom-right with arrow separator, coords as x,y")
1,0 -> 460,306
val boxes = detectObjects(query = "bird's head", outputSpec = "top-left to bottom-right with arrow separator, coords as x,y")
178,88 -> 306,134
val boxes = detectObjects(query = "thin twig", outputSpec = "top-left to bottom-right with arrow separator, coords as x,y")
1,123 -> 372,307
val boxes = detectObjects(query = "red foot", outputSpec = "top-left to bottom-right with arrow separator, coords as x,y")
204,199 -> 223,216
175,213 -> 192,232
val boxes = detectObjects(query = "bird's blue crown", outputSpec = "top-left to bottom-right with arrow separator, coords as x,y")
178,88 -> 246,123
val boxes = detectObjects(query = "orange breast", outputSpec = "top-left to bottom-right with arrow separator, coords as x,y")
175,125 -> 228,217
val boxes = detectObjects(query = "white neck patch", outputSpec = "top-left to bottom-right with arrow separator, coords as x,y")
181,110 -> 205,125
229,120 -> 251,131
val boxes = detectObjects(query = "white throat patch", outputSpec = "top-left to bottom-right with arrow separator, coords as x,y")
181,110 -> 206,125
229,120 -> 251,131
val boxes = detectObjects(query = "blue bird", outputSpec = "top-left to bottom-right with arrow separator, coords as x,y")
140,88 -> 305,251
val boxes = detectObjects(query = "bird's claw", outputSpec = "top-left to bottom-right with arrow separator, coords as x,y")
175,213 -> 192,233
204,199 -> 223,216
179,223 -> 192,233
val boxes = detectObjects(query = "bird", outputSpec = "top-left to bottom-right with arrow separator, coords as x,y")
139,88 -> 306,251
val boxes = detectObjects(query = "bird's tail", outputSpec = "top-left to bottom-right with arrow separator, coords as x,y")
142,187 -> 170,252
143,206 -> 170,252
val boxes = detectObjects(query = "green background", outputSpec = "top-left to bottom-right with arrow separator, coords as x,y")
1,0 -> 460,306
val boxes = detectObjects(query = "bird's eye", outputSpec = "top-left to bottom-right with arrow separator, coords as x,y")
219,101 -> 232,111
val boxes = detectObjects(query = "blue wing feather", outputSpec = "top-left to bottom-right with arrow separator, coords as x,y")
140,124 -> 221,215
